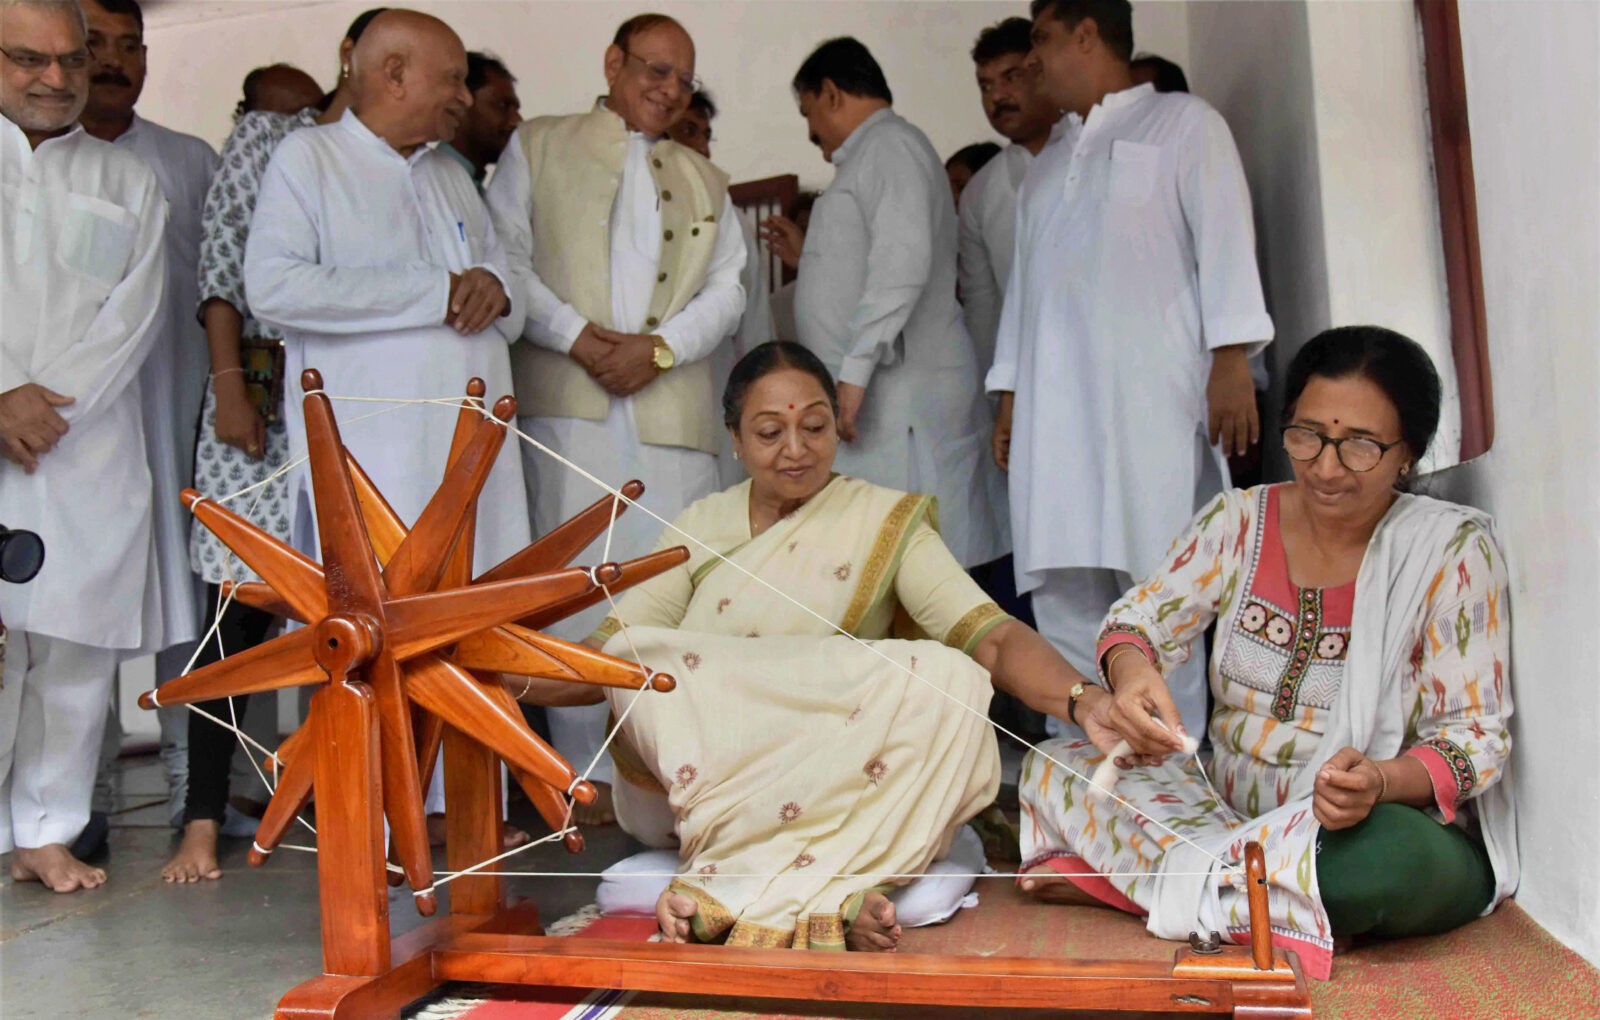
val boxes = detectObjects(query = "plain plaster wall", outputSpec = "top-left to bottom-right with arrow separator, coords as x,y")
1429,0 -> 1600,967
137,0 -> 1189,192
1187,0 -> 1456,473
1184,0 -> 1327,480
1303,0 -> 1459,470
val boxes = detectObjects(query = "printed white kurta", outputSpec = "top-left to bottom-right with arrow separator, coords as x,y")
0,119 -> 168,649
987,84 -> 1273,589
114,114 -> 217,650
957,142 -> 1031,372
795,109 -> 1005,568
244,110 -> 530,571
189,108 -> 318,585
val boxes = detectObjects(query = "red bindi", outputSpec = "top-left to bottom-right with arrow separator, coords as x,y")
788,403 -> 795,409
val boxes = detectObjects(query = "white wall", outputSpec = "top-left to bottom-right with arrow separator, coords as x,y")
1303,0 -> 1459,470
1185,0 -> 1327,479
1187,0 -> 1457,473
138,1 -> 1189,191
1430,0 -> 1600,967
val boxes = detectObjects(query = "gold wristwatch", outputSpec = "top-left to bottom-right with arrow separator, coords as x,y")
1066,681 -> 1088,726
650,335 -> 675,372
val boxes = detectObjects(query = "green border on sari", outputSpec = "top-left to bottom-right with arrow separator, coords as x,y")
839,494 -> 934,637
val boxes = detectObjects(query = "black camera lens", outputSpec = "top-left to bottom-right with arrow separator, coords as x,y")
0,528 -> 44,584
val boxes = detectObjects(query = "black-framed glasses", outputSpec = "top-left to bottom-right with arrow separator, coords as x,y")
1281,425 -> 1401,473
0,44 -> 90,73
622,49 -> 701,94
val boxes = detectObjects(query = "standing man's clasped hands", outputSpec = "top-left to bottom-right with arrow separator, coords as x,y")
568,324 -> 669,397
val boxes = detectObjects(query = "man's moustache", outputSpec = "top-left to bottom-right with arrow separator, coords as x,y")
993,104 -> 1020,116
92,72 -> 132,87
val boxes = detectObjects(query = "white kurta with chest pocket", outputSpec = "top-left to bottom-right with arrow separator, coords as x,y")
1,119 -> 169,648
245,110 -> 530,574
987,84 -> 1273,591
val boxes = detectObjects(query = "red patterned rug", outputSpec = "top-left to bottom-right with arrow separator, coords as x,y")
407,884 -> 1599,1019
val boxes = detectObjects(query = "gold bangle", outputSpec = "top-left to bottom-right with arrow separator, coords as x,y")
1102,644 -> 1145,687
210,367 -> 245,378
514,675 -> 534,701
1367,759 -> 1388,803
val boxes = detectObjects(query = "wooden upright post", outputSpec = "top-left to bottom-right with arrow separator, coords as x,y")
443,720 -> 504,916
310,679 -> 390,976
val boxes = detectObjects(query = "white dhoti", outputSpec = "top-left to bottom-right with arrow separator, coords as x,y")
0,632 -> 119,851
522,399 -> 719,787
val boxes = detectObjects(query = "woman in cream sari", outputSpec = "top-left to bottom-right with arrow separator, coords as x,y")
521,342 -> 1097,951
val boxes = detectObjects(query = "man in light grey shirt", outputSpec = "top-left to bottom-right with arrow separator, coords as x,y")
788,37 -> 1004,568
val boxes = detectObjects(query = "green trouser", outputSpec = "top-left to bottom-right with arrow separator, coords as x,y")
1316,802 -> 1496,939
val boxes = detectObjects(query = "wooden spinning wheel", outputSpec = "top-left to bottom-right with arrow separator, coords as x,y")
144,373 -> 1312,1018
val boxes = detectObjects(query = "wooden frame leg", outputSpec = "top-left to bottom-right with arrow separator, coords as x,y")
443,721 -> 504,916
310,681 -> 390,977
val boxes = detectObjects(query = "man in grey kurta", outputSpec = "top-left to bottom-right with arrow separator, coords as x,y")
790,37 -> 1004,568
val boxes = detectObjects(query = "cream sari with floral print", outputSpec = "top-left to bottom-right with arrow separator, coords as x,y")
598,476 -> 1005,948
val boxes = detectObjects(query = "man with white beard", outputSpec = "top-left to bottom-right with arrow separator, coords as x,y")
0,0 -> 168,892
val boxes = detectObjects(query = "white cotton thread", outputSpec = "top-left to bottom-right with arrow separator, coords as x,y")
429,826 -> 578,888
492,413 -> 1240,873
171,393 -> 1239,885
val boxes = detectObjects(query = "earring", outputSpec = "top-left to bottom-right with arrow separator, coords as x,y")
733,450 -> 741,461
1401,463 -> 1411,476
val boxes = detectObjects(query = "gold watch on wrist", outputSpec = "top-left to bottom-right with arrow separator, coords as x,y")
650,335 -> 675,372
1066,681 -> 1088,726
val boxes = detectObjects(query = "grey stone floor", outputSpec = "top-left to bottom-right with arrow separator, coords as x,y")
0,752 -> 640,1020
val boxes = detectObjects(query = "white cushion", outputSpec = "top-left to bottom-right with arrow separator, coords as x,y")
595,825 -> 986,928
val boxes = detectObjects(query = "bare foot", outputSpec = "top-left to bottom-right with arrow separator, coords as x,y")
162,820 -> 222,883
1018,863 -> 1106,906
425,815 -> 535,850
572,782 -> 615,826
846,891 -> 901,952
502,824 -> 531,850
11,843 -> 107,893
655,888 -> 698,943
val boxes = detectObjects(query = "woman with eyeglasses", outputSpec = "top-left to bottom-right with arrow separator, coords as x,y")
1016,326 -> 1516,980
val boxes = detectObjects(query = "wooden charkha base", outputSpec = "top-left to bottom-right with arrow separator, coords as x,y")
152,373 -> 1312,1019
